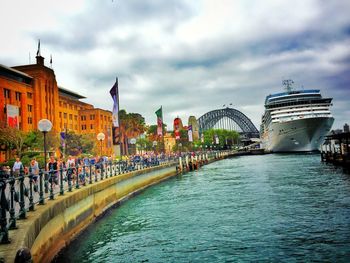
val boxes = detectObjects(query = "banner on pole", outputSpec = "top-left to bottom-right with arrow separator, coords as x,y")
155,106 -> 163,136
188,125 -> 193,142
110,79 -> 119,128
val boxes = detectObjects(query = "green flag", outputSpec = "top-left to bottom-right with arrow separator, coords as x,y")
155,106 -> 163,136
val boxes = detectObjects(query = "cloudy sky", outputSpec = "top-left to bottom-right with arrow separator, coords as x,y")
1,0 -> 349,130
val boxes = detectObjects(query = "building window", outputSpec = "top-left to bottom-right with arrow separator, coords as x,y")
27,92 -> 33,99
90,124 -> 94,129
74,115 -> 78,121
59,112 -> 62,118
4,89 -> 10,99
104,116 -> 107,121
28,105 -> 32,112
81,115 -> 86,121
15,92 -> 21,101
90,114 -> 95,120
69,114 -> 72,120
64,113 -> 67,119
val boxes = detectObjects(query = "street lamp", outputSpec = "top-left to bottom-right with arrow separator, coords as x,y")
38,119 -> 53,170
130,138 -> 136,155
97,132 -> 105,156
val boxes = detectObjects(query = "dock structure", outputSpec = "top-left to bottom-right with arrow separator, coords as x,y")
321,132 -> 350,171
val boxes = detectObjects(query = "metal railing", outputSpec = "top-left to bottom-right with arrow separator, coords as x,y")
0,150 -> 228,244
0,156 -> 180,244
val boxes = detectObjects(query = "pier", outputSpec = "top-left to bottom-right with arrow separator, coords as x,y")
321,132 -> 350,172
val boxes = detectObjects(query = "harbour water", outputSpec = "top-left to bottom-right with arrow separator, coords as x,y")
55,154 -> 350,262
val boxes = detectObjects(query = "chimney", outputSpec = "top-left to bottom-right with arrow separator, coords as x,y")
36,55 -> 44,66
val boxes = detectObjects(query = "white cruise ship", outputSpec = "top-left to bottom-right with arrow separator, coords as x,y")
260,80 -> 334,152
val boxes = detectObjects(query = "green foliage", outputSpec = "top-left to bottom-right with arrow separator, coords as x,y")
64,131 -> 95,156
202,129 -> 240,149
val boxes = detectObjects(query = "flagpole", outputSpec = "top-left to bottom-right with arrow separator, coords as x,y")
116,77 -> 122,157
161,106 -> 165,154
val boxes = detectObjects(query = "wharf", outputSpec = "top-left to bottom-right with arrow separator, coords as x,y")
321,132 -> 350,172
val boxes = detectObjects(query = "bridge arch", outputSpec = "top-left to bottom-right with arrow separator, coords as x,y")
198,108 -> 259,138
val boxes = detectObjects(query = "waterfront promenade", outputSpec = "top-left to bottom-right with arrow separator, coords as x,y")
0,150 -> 232,262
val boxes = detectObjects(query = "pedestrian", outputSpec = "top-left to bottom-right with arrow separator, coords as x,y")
30,158 -> 39,184
12,157 -> 23,177
47,156 -> 58,186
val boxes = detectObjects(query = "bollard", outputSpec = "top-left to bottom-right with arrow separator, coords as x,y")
18,167 -> 26,219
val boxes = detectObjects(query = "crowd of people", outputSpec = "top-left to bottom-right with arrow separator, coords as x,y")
0,151 -> 186,183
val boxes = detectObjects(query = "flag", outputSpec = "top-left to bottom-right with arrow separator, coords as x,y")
188,125 -> 193,142
175,130 -> 180,140
36,39 -> 40,56
155,106 -> 163,136
110,78 -> 119,127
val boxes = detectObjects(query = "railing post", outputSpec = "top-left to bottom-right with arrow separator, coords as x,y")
18,167 -> 26,219
94,164 -> 98,182
44,169 -> 49,194
38,169 -> 45,205
8,174 -> 17,229
100,162 -> 104,180
49,168 -> 55,200
59,164 -> 64,195
75,164 -> 80,189
28,167 -> 34,211
68,167 -> 73,192
0,171 -> 10,244
82,164 -> 86,186
89,165 -> 92,184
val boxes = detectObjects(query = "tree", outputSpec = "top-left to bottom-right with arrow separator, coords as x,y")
63,131 -> 95,156
0,126 -> 27,158
119,110 -> 147,155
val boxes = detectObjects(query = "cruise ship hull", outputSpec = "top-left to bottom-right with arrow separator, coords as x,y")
263,117 -> 334,152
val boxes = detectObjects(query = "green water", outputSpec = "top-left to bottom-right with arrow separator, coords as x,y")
55,154 -> 350,262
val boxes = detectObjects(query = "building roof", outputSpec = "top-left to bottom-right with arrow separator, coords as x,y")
58,86 -> 86,99
0,64 -> 33,84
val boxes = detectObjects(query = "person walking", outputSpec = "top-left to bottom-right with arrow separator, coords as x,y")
12,157 -> 23,177
30,158 -> 40,189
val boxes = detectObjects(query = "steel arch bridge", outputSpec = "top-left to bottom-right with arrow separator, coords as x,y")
198,108 -> 259,138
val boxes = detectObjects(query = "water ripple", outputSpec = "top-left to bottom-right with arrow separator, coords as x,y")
54,154 -> 350,263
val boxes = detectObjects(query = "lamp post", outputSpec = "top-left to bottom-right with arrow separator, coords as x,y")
97,132 -> 105,156
130,138 -> 136,155
38,119 -> 53,170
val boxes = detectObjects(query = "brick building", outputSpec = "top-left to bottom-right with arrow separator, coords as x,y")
0,54 -> 113,161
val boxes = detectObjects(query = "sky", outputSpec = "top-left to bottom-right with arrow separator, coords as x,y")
0,0 -> 349,130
